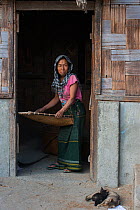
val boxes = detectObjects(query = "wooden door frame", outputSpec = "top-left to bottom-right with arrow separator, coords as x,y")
90,0 -> 102,181
10,0 -> 17,176
13,0 -> 100,178
16,1 -> 95,11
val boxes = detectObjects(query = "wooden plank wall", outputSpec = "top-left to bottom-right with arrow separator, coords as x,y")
0,0 -> 14,98
100,0 -> 140,99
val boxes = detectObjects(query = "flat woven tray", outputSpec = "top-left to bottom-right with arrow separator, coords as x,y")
18,112 -> 74,126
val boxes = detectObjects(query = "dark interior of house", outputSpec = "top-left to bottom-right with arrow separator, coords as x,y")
17,11 -> 92,171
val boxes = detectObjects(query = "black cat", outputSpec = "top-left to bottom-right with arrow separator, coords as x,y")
85,187 -> 109,206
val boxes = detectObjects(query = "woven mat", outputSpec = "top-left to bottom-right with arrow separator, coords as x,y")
18,112 -> 74,126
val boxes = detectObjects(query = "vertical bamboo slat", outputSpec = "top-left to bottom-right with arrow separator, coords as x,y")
111,5 -> 126,34
126,19 -> 140,49
112,61 -> 125,90
126,76 -> 140,96
102,49 -> 112,78
102,0 -> 111,20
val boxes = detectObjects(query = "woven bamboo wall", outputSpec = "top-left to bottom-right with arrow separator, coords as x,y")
0,0 -> 14,98
100,0 -> 140,99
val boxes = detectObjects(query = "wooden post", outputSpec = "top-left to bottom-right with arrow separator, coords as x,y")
90,0 -> 102,182
9,0 -> 16,176
94,0 -> 102,95
90,14 -> 95,181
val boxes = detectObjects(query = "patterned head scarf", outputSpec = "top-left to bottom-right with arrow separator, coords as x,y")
51,55 -> 74,93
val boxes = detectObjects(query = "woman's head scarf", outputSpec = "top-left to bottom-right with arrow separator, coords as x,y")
51,55 -> 74,93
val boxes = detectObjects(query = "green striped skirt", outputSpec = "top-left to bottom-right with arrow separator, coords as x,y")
57,100 -> 86,171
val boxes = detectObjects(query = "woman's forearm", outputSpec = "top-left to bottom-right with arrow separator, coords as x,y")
42,96 -> 59,111
37,94 -> 59,112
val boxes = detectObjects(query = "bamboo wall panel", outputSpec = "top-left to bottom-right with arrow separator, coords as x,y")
126,76 -> 140,96
125,62 -> 140,75
0,31 -> 8,58
102,34 -> 126,47
126,6 -> 140,19
111,0 -> 140,4
102,78 -> 112,89
126,20 -> 140,49
102,49 -> 112,77
111,50 -> 140,61
2,58 -> 8,91
102,0 -> 111,20
102,20 -> 111,34
111,5 -> 126,34
0,0 -> 13,98
112,61 -> 125,90
100,0 -> 140,98
101,90 -> 125,95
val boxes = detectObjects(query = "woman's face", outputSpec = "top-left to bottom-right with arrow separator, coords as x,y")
57,59 -> 69,78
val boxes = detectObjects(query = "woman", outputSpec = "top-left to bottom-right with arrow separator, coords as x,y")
36,55 -> 86,172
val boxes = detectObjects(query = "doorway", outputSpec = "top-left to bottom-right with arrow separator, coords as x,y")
17,10 -> 92,174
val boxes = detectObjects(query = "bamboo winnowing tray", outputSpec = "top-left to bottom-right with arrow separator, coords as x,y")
18,112 -> 74,126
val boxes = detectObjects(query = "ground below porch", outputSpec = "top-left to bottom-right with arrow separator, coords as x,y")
0,155 -> 132,210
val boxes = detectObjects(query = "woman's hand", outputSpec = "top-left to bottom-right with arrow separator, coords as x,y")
55,110 -> 64,118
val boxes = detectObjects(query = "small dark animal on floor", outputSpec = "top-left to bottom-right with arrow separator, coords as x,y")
97,191 -> 120,208
85,187 -> 109,206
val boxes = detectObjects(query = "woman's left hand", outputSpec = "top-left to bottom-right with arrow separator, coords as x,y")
55,110 -> 64,118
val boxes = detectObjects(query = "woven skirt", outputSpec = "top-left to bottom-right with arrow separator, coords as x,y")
57,100 -> 86,171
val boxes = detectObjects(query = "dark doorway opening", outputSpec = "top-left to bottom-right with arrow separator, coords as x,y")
17,10 -> 92,173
